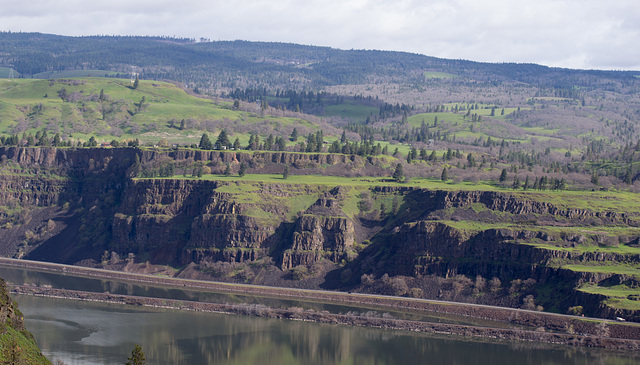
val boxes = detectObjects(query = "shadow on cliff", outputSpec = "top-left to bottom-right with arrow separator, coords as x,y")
26,213 -> 97,264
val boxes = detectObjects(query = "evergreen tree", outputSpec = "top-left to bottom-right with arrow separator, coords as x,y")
291,128 -> 299,142
238,162 -> 247,177
199,133 -> 212,150
126,344 -> 146,365
224,163 -> 232,176
512,176 -> 521,190
282,164 -> 289,179
429,150 -> 437,161
441,167 -> 448,182
265,134 -> 274,150
499,168 -> 508,182
132,76 -> 140,90
215,129 -> 230,149
467,153 -> 476,168
392,163 -> 404,183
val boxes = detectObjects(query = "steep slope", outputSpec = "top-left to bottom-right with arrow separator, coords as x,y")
0,277 -> 51,364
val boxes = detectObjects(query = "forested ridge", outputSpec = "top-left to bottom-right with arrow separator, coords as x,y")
1,32 -> 636,91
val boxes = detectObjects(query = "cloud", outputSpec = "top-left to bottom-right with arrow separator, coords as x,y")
1,0 -> 638,70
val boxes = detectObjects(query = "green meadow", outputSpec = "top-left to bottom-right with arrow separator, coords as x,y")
0,78 -> 317,145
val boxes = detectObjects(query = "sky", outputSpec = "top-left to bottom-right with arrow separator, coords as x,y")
2,0 -> 639,70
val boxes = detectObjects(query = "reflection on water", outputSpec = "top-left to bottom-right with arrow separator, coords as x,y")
15,295 -> 640,365
5,265 -> 640,364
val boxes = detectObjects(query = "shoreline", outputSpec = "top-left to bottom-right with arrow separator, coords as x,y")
3,257 -> 640,350
10,285 -> 640,352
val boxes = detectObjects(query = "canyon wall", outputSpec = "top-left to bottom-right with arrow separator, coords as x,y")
0,147 -> 638,319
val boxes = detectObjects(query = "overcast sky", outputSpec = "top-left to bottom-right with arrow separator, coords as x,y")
3,0 -> 639,70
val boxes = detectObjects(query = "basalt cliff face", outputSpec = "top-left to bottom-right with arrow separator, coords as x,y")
0,147 -> 639,320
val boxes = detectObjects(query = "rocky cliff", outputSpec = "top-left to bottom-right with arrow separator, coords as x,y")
1,147 -> 639,320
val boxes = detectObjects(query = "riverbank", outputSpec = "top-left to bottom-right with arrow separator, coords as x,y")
3,257 -> 640,350
10,285 -> 640,352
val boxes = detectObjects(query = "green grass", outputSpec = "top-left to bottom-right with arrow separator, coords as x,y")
156,172 -> 640,219
32,70 -> 119,79
323,101 -> 378,119
0,326 -> 51,364
511,189 -> 640,215
424,71 -> 456,79
577,283 -> 640,310
0,77 -> 318,145
0,68 -> 19,78
564,264 -> 640,277
405,108 -> 569,146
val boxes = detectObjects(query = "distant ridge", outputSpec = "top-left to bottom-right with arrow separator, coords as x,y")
0,32 -> 635,90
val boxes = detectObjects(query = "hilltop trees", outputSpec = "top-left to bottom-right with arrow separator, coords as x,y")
215,129 -> 231,149
199,133 -> 212,150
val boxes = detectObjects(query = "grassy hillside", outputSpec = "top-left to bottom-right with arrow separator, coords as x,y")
0,278 -> 50,364
0,78 -> 318,146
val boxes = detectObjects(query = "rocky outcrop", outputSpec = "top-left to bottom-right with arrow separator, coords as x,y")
282,214 -> 356,269
142,149 -> 366,166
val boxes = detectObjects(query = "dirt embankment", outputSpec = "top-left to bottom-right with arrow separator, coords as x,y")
4,258 -> 640,350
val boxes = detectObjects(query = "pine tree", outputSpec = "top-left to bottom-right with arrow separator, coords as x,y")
441,167 -> 448,182
282,164 -> 289,179
199,133 -> 212,150
224,163 -> 232,176
467,153 -> 476,168
126,344 -> 146,365
238,162 -> 247,177
499,169 -> 508,182
512,176 -> 521,190
215,129 -> 230,149
392,163 -> 404,183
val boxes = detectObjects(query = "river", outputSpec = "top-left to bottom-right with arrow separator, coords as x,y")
3,265 -> 640,364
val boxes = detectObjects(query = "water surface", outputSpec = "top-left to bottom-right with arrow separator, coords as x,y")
4,265 -> 640,364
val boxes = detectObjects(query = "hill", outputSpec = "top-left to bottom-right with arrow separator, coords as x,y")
1,32 -> 637,90
0,77 -> 321,146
